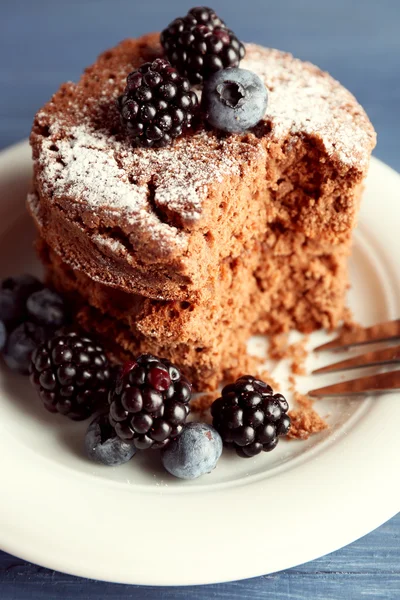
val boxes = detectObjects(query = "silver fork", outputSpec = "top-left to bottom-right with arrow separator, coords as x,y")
308,319 -> 400,398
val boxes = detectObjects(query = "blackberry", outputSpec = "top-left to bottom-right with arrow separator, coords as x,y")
211,375 -> 291,458
30,331 -> 111,420
108,354 -> 192,450
117,59 -> 198,148
160,6 -> 245,84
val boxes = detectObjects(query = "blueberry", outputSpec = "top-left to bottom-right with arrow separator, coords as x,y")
202,67 -> 268,133
0,275 -> 43,326
27,288 -> 67,328
0,320 -> 6,351
161,422 -> 223,480
2,321 -> 47,374
85,413 -> 136,466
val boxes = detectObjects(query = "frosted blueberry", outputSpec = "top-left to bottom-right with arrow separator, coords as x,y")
202,67 -> 268,133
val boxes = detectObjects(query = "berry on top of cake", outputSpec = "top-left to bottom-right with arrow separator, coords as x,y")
202,67 -> 268,133
117,58 -> 199,148
160,6 -> 245,84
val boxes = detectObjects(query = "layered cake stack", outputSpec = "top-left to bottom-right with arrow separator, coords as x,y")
28,23 -> 375,390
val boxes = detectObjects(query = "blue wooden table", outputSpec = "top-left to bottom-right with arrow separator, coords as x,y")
1,1 -> 399,598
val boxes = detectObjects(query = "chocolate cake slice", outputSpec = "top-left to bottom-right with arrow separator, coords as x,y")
36,233 -> 349,389
28,33 -> 376,389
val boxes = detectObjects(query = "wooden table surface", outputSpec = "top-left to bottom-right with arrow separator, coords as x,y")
0,1 -> 399,598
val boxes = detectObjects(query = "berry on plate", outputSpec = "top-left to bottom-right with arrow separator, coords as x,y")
30,331 -> 111,420
27,288 -> 67,328
117,59 -> 198,148
211,375 -> 290,457
202,67 -> 268,133
0,274 -> 42,326
161,422 -> 222,479
85,413 -> 136,466
0,320 -> 6,351
3,321 -> 47,374
161,6 -> 245,84
108,354 -> 192,450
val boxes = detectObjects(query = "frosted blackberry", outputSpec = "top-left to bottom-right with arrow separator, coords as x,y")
108,354 -> 192,450
160,6 -> 245,84
117,59 -> 198,148
211,375 -> 291,458
30,331 -> 111,420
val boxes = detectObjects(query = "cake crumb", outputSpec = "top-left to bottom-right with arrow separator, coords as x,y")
268,333 -> 289,361
340,307 -> 362,334
190,392 -> 219,414
285,384 -> 328,439
287,407 -> 328,440
293,390 -> 314,410
288,374 -> 296,392
288,336 -> 309,375
268,333 -> 309,375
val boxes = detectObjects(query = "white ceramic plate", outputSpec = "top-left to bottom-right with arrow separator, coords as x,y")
0,141 -> 399,586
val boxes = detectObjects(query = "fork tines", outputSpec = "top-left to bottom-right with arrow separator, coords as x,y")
308,370 -> 400,398
308,319 -> 400,398
312,345 -> 400,375
313,319 -> 400,352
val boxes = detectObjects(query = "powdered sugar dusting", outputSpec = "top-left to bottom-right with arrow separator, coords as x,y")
41,125 -> 148,211
38,123 -> 191,252
242,45 -> 375,168
34,42 -> 375,258
112,128 -> 244,221
91,233 -> 128,255
27,191 -> 43,226
36,119 -> 253,254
